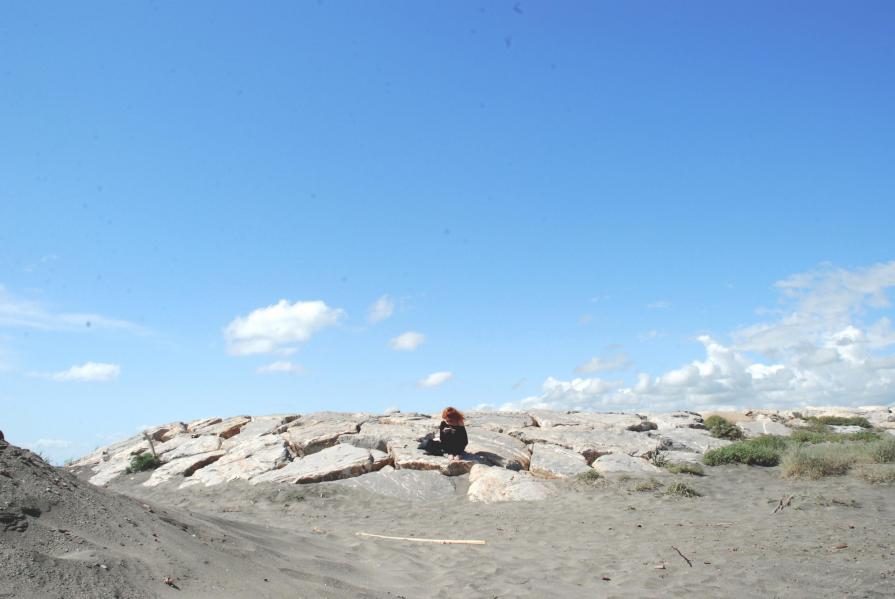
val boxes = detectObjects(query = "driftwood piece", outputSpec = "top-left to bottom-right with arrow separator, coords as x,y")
356,532 -> 486,545
773,494 -> 794,515
143,432 -> 158,460
671,545 -> 693,567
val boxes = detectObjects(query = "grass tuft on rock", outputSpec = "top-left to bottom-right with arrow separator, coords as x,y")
126,452 -> 161,474
703,415 -> 744,440
807,415 -> 872,429
780,445 -> 862,479
664,482 -> 701,498
790,430 -> 881,444
703,437 -> 788,466
631,478 -> 663,492
575,469 -> 602,483
665,462 -> 705,476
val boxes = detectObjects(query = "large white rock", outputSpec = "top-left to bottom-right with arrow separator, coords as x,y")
339,421 -> 434,452
591,453 -> 662,476
251,444 -> 390,484
464,427 -> 531,470
189,416 -> 251,439
511,428 -> 666,462
180,435 -> 292,488
281,419 -> 362,456
638,412 -> 704,430
529,443 -> 591,479
649,428 -> 732,453
659,450 -> 704,465
463,411 -> 537,433
389,443 -> 478,476
323,466 -> 457,501
87,441 -> 150,486
737,417 -> 792,438
467,465 -> 557,503
143,451 -> 225,487
528,410 -> 647,432
160,435 -> 222,460
232,414 -> 299,441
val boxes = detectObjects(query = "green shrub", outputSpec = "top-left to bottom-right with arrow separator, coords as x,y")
664,482 -> 701,498
870,438 -> 895,463
703,415 -> 744,440
649,452 -> 668,467
631,478 -> 663,492
126,452 -> 160,474
790,430 -> 881,444
703,438 -> 787,466
856,464 -> 895,484
780,444 -> 865,479
808,416 -> 872,429
665,462 -> 705,476
575,469 -> 602,483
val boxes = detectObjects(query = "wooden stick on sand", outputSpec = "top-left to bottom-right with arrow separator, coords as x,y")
356,532 -> 486,545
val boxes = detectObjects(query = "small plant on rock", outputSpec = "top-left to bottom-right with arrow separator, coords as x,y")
575,469 -> 602,483
632,478 -> 663,492
703,438 -> 786,466
664,482 -> 701,498
703,415 -> 744,440
808,416 -> 873,429
126,452 -> 160,474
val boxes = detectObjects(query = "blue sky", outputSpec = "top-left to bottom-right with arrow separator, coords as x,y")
1,1 -> 894,463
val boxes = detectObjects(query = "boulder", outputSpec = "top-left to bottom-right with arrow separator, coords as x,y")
389,443 -> 478,476
467,465 -> 557,503
528,443 -> 591,479
160,435 -> 222,461
658,450 -> 704,465
281,419 -> 361,456
180,436 -> 291,488
649,428 -> 732,453
186,417 -> 223,432
232,415 -> 299,441
463,411 -> 536,433
339,421 -> 435,453
251,444 -> 390,484
190,416 -> 251,439
143,451 -> 225,487
376,412 -> 435,426
87,441 -> 150,486
638,412 -> 704,430
323,466 -> 457,501
737,418 -> 792,438
464,427 -> 531,470
591,453 -> 662,476
528,410 -> 647,432
511,428 -> 666,462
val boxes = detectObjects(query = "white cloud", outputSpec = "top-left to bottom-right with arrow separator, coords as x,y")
33,362 -> 121,382
575,353 -> 631,374
418,371 -> 453,388
256,360 -> 305,374
225,299 -> 345,356
647,300 -> 671,309
505,261 -> 895,412
389,331 -> 426,351
367,295 -> 394,324
0,285 -> 145,333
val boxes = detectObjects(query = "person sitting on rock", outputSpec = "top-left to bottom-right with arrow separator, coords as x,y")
421,407 -> 468,461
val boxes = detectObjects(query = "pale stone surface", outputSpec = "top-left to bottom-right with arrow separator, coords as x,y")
638,412 -> 704,430
591,453 -> 662,476
180,436 -> 292,488
233,415 -> 299,441
529,410 -> 647,432
737,418 -> 792,438
529,443 -> 591,479
886,429 -> 895,437
162,435 -> 223,460
828,425 -> 867,434
376,412 -> 435,426
190,416 -> 251,439
464,411 -> 536,433
251,444 -> 390,484
467,465 -> 557,503
650,428 -> 732,453
87,441 -> 150,486
282,419 -> 361,456
464,427 -> 531,470
511,428 -> 666,462
186,417 -> 223,432
323,466 -> 457,501
389,443 -> 478,476
659,450 -> 704,465
143,451 -> 225,487
339,421 -> 435,452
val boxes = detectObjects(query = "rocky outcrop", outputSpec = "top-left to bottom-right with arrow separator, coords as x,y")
528,443 -> 591,479
649,428 -> 731,453
464,427 -> 531,470
511,427 -> 666,462
467,465 -> 556,503
179,435 -> 292,488
591,453 -> 662,476
737,417 -> 792,438
143,451 -> 225,487
252,444 -> 390,484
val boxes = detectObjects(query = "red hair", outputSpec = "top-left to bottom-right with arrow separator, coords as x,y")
441,407 -> 464,426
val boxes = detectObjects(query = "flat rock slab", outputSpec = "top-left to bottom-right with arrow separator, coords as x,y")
190,416 -> 251,439
282,419 -> 362,456
389,443 -> 478,476
529,410 -> 647,432
376,412 -> 435,426
232,415 -> 299,441
339,421 -> 434,453
512,428 -> 666,462
649,429 -> 732,453
528,443 -> 591,479
464,427 -> 531,470
464,411 -> 536,433
467,465 -> 557,503
251,444 -> 390,484
737,419 -> 792,438
591,453 -> 662,476
638,412 -> 704,430
160,435 -> 222,460
659,450 -> 704,465
143,451 -> 225,487
180,436 -> 291,488
323,466 -> 457,501
88,441 -> 150,486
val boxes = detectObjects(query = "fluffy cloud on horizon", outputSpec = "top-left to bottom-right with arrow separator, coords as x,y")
389,331 -> 426,351
502,261 -> 895,412
418,371 -> 453,388
31,362 -> 121,382
0,285 -> 146,333
225,299 -> 344,356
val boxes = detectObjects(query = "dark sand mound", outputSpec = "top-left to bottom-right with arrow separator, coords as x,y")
0,439 -> 377,599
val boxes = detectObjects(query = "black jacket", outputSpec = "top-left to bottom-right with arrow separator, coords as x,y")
439,421 -> 468,455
